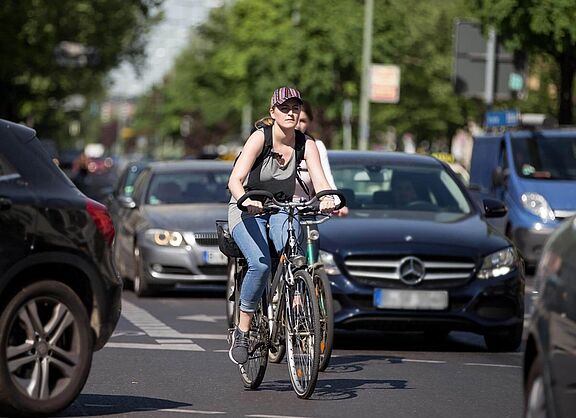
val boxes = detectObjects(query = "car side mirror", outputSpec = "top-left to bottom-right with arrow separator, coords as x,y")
483,198 -> 507,218
118,195 -> 136,209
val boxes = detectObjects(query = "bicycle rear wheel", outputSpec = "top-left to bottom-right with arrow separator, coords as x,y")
315,268 -> 334,372
284,269 -> 321,399
238,299 -> 269,389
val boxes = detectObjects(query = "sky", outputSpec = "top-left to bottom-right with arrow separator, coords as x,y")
108,0 -> 223,98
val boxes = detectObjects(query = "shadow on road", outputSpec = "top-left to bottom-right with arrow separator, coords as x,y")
57,394 -> 191,417
257,376 -> 409,400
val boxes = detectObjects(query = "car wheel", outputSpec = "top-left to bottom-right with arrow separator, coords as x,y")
0,280 -> 93,417
133,246 -> 154,297
484,323 -> 523,352
525,356 -> 547,418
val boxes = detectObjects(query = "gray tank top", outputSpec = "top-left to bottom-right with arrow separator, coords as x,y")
228,150 -> 297,232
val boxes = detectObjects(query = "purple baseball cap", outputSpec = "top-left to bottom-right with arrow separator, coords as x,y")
270,87 -> 303,108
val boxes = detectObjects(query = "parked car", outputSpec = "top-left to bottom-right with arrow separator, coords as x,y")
0,120 -> 121,416
318,151 -> 525,351
113,160 -> 232,296
523,216 -> 576,418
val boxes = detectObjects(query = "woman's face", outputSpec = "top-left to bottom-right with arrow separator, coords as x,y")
296,110 -> 310,134
270,98 -> 301,130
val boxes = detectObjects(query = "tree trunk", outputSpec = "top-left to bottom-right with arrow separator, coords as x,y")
557,53 -> 575,125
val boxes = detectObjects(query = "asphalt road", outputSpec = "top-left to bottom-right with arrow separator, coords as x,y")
57,281 -> 533,418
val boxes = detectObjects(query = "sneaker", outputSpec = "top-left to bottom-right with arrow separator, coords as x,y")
229,327 -> 249,364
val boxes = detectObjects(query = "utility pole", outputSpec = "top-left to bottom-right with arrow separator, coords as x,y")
484,27 -> 496,107
358,0 -> 374,151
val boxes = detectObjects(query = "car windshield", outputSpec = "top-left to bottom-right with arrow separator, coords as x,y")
511,135 -> 576,180
331,162 -> 472,214
146,171 -> 230,204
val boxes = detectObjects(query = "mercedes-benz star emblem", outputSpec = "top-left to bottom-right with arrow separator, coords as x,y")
398,256 -> 425,285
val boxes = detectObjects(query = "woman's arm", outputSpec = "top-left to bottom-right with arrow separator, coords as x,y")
228,130 -> 265,213
304,138 -> 335,213
315,140 -> 337,189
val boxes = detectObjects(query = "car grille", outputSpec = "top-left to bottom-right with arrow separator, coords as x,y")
193,232 -> 219,246
344,255 -> 476,287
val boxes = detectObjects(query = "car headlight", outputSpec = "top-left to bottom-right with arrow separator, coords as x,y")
146,229 -> 184,247
477,247 -> 518,279
521,192 -> 555,221
319,250 -> 341,275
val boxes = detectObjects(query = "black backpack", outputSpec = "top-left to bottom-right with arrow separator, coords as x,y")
231,124 -> 311,197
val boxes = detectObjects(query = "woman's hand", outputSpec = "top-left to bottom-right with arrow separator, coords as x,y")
244,198 -> 264,215
334,206 -> 349,217
319,196 -> 335,214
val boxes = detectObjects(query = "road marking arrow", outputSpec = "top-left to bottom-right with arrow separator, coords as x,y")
177,314 -> 226,323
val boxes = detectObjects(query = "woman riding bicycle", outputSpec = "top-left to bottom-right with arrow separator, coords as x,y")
227,87 -> 335,365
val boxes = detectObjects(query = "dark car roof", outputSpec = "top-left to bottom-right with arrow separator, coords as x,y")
327,150 -> 442,167
147,159 -> 232,174
0,119 -> 36,143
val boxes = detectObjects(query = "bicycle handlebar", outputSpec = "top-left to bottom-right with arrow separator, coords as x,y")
236,189 -> 347,213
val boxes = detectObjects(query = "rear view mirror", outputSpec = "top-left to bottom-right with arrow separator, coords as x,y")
483,198 -> 507,218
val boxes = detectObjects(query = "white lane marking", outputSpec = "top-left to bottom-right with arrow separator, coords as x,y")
402,359 -> 446,364
178,314 -> 226,322
105,342 -> 204,351
135,408 -> 226,415
161,408 -> 226,415
246,415 -> 313,418
157,339 -> 194,344
121,300 -> 226,340
464,363 -> 521,369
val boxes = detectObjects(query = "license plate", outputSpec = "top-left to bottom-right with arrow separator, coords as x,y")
203,250 -> 227,265
373,289 -> 448,310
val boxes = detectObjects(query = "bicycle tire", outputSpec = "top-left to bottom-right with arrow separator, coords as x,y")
238,298 -> 268,389
268,271 -> 286,363
284,269 -> 321,399
315,268 -> 334,372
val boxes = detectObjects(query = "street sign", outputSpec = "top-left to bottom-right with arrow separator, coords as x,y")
453,21 -> 526,100
370,64 -> 400,103
485,110 -> 519,128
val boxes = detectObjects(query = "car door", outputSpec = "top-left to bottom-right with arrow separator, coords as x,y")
547,223 -> 576,416
114,168 -> 151,279
0,151 -> 37,277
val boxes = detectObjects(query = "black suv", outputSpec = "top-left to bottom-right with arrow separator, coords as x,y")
0,120 -> 121,416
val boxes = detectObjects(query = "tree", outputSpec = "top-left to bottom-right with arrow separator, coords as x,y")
137,0 -> 481,153
476,0 -> 576,124
0,0 -> 163,138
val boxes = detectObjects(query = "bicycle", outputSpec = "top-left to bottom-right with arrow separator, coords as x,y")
267,210 -> 335,373
220,189 -> 344,398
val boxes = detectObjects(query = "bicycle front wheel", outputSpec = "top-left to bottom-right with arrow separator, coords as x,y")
238,299 -> 269,389
284,269 -> 321,399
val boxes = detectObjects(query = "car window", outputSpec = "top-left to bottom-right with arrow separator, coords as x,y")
332,163 -> 471,214
0,153 -> 21,183
146,171 -> 230,205
511,135 -> 576,180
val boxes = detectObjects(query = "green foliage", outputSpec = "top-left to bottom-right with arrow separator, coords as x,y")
476,0 -> 576,123
0,0 -> 163,139
136,0 -> 485,151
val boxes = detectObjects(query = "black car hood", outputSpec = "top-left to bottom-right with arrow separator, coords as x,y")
142,204 -> 228,231
318,210 -> 510,258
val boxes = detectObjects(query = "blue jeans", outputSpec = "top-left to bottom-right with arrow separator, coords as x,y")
231,210 -> 299,312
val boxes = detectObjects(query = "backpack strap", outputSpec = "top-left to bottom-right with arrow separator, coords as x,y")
295,131 -> 311,198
